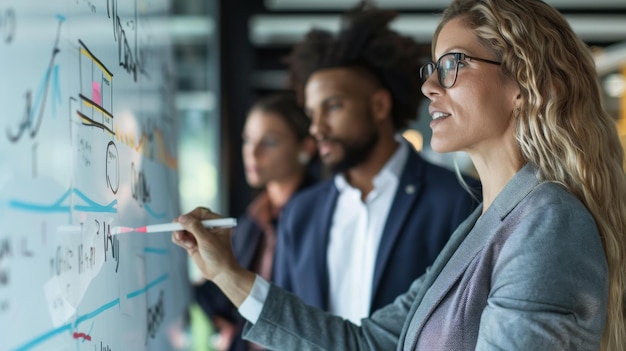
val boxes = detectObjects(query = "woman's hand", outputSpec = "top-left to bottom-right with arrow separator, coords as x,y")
172,207 -> 235,281
172,207 -> 255,307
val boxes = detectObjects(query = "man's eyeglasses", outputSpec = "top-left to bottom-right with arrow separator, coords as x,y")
419,52 -> 501,89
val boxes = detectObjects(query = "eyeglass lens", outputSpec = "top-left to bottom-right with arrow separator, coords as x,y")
420,54 -> 459,88
439,55 -> 458,88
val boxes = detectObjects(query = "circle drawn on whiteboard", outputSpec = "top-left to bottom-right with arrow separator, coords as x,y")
106,141 -> 119,194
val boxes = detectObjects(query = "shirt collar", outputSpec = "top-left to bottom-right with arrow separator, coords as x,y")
334,134 -> 410,192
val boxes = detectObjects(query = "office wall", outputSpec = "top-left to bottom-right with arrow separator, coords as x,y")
0,0 -> 189,350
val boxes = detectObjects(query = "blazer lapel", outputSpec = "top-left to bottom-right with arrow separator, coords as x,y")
315,184 -> 340,310
399,207 -> 481,351
402,164 -> 540,350
371,151 -> 423,304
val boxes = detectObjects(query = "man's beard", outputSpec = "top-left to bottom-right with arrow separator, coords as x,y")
327,123 -> 379,174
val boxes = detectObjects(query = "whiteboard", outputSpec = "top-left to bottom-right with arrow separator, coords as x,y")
0,0 -> 190,350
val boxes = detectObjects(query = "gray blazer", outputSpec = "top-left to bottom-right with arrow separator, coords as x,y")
243,164 -> 608,350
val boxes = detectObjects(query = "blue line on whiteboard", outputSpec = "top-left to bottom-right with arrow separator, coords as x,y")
144,204 -> 166,219
9,201 -> 71,213
28,14 -> 65,127
73,202 -> 117,213
31,64 -> 62,120
13,297 -> 118,350
127,274 -> 169,299
8,189 -> 72,213
5,13 -> 64,144
72,189 -> 117,213
144,247 -> 169,255
8,188 -> 117,214
52,65 -> 62,115
82,322 -> 95,343
13,266 -> 214,348
75,298 -> 120,326
11,323 -> 71,351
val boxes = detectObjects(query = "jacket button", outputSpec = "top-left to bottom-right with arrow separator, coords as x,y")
405,185 -> 416,194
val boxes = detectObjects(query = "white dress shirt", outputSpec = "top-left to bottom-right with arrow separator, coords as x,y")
327,138 -> 407,324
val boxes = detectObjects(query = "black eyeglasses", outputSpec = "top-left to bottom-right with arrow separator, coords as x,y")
419,52 -> 501,89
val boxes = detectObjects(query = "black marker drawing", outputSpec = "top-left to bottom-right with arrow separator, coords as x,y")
146,290 -> 165,343
99,221 -> 120,272
76,39 -> 115,135
0,238 -> 10,286
107,0 -> 148,82
1,8 -> 15,44
131,162 -> 151,206
54,245 -> 73,276
106,141 -> 119,194
76,0 -> 97,13
21,237 -> 33,257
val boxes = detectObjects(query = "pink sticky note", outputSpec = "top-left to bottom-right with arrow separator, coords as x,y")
92,81 -> 102,105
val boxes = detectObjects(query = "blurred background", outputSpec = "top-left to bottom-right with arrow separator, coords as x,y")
172,1 -> 626,349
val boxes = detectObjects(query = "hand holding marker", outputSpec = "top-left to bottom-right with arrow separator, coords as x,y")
134,218 -> 237,233
57,218 -> 237,235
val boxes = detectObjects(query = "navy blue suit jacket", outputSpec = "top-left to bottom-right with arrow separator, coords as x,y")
273,149 -> 479,314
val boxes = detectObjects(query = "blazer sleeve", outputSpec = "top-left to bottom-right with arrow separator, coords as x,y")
241,272 -> 430,350
475,195 -> 608,350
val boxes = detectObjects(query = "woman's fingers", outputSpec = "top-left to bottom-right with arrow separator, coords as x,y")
172,230 -> 197,250
189,206 -> 222,220
172,206 -> 223,248
178,213 -> 208,239
172,206 -> 237,281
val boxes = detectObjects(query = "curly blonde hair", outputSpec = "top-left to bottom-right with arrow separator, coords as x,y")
435,0 -> 626,349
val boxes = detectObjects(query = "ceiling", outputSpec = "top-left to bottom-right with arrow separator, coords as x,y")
248,0 -> 626,78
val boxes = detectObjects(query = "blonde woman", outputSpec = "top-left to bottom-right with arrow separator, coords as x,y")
173,0 -> 626,349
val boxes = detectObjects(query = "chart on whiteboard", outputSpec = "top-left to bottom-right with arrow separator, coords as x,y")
0,0 -> 189,350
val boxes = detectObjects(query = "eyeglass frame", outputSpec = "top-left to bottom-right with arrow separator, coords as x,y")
420,52 -> 501,89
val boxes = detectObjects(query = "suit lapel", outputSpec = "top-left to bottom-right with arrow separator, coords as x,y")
371,151 -> 423,305
402,164 -> 540,350
399,204 -> 481,347
315,183 -> 340,310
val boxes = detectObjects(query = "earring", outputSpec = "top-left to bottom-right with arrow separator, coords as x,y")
298,152 -> 310,165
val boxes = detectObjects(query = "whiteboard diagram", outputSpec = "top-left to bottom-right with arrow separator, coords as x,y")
0,0 -> 189,350
76,39 -> 115,136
